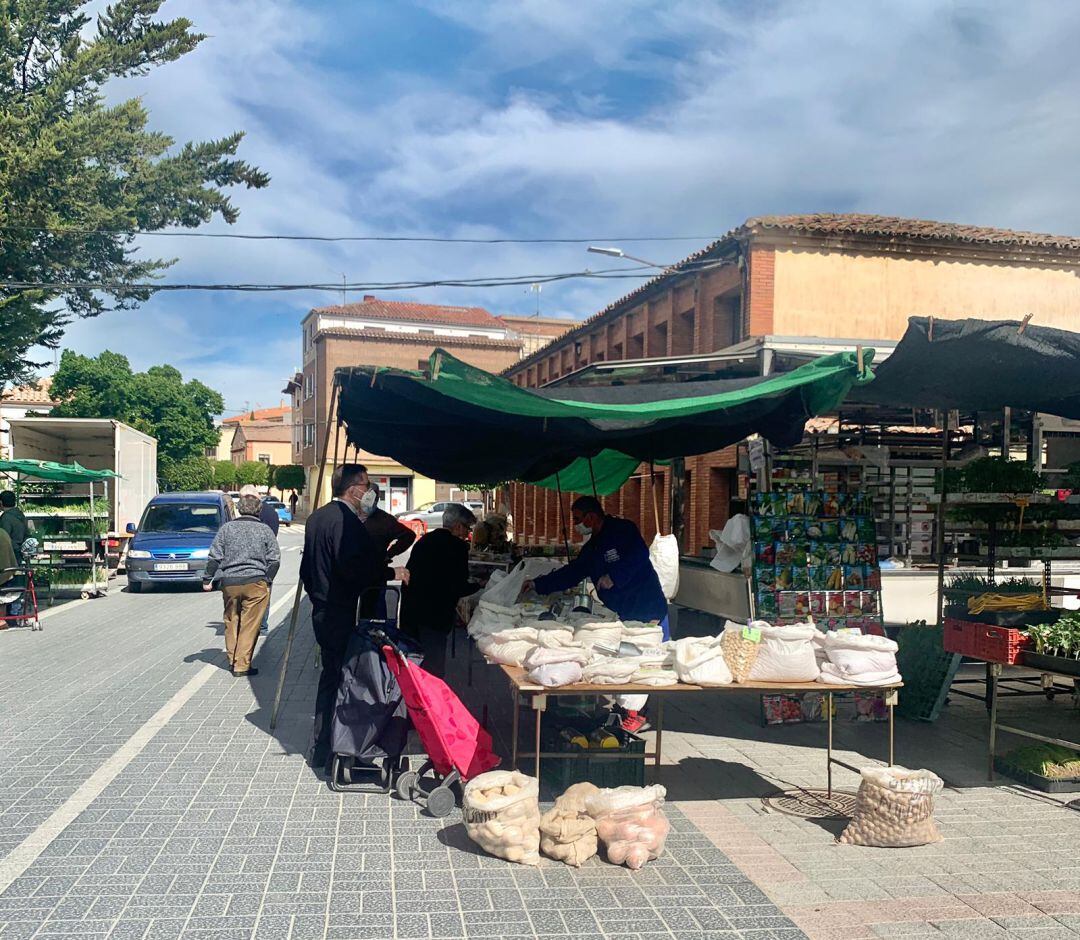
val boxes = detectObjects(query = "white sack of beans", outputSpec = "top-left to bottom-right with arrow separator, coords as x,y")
462,770 -> 542,865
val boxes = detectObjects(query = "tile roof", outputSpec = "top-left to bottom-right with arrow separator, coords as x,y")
223,405 -> 289,425
1,379 -> 55,407
506,212 -> 1080,375
315,326 -> 521,349
498,315 -> 577,336
312,296 -> 502,329
233,422 -> 291,443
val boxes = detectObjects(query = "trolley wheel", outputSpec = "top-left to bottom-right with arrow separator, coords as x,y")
426,785 -> 456,818
395,770 -> 419,802
80,592 -> 90,600
383,755 -> 407,790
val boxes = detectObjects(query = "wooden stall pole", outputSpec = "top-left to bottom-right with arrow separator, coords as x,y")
670,456 -> 687,553
934,411 -> 950,631
270,379 -> 340,730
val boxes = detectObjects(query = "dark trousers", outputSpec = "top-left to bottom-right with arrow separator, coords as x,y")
310,606 -> 350,769
413,625 -> 448,679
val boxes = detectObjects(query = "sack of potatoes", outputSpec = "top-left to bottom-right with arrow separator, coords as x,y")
539,782 -> 600,867
462,770 -> 542,865
838,766 -> 944,848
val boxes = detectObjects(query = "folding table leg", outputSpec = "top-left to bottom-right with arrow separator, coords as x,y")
511,688 -> 520,771
826,691 -> 834,799
532,694 -> 546,780
655,697 -> 664,772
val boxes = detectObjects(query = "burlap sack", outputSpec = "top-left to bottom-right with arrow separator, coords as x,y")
838,767 -> 944,848
539,782 -> 600,867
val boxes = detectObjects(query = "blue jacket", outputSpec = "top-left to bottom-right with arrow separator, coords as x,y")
533,516 -> 669,629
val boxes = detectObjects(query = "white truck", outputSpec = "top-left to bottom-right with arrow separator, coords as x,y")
8,418 -> 158,561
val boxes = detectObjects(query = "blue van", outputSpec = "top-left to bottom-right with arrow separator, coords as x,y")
125,491 -> 234,592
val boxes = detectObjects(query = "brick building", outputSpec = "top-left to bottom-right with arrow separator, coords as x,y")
504,213 -> 1080,554
293,296 -> 573,513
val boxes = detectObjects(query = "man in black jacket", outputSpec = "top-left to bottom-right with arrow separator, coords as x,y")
299,463 -> 408,773
358,483 -> 415,565
400,503 -> 479,678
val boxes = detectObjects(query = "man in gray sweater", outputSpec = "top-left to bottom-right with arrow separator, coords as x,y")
203,494 -> 280,676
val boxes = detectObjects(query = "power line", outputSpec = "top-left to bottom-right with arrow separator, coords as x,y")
0,258 -> 728,295
0,225 -> 722,245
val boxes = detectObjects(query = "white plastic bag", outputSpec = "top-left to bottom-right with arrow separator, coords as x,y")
462,770 -> 542,864
476,626 -> 538,666
820,631 -> 899,677
674,636 -> 733,686
649,533 -> 680,600
838,767 -> 943,847
581,657 -> 639,684
481,558 -> 562,607
527,661 -> 583,687
622,621 -> 665,648
748,622 -> 820,682
585,785 -> 671,870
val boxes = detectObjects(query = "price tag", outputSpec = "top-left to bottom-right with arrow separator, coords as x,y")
742,626 -> 762,643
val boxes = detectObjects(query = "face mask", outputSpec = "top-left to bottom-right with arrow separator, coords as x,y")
358,488 -> 377,513
575,522 -> 591,536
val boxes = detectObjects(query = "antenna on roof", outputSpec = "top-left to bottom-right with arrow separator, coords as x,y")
527,283 -> 541,317
341,274 -> 347,306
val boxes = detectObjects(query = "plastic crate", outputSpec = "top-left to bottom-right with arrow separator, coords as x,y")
539,724 -> 645,793
944,617 -> 1029,664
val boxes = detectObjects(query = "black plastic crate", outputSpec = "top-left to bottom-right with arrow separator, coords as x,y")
539,723 -> 645,793
993,757 -> 1080,793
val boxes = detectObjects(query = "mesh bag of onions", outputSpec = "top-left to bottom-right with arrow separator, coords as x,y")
585,784 -> 671,870
838,766 -> 944,848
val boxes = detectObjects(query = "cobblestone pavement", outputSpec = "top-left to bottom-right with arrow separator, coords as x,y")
0,530 -> 1077,939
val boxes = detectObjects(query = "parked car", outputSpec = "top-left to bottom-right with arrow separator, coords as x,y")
125,491 -> 235,592
263,497 -> 292,527
396,500 -> 484,532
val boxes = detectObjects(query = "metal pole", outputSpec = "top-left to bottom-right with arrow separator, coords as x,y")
88,482 -> 98,595
935,413 -> 950,628
270,379 -> 340,730
587,456 -> 598,499
826,691 -> 834,798
554,472 -> 572,560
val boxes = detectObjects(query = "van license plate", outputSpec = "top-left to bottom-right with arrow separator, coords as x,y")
154,562 -> 187,571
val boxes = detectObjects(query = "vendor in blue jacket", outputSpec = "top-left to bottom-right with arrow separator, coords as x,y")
524,494 -> 669,634
523,495 -> 669,733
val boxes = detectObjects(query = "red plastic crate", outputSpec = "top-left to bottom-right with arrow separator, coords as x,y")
943,617 -> 1029,664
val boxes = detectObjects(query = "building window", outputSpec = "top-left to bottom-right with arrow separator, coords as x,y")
303,422 -> 315,447
304,373 -> 315,400
257,453 -> 271,464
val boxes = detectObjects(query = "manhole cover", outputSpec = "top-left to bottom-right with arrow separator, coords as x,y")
762,788 -> 857,819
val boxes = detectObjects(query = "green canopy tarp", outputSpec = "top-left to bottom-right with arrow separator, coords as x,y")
0,459 -> 119,484
336,347 -> 872,489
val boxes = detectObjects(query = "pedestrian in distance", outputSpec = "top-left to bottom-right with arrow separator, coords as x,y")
299,463 -> 408,775
239,483 -> 278,633
202,493 -> 280,677
0,490 -> 30,553
289,490 -> 299,516
400,502 -> 480,678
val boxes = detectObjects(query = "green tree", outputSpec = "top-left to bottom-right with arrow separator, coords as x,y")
213,460 -> 237,490
274,465 -> 305,493
236,460 -> 268,486
50,349 -> 224,462
159,456 -> 212,492
0,1 -> 269,388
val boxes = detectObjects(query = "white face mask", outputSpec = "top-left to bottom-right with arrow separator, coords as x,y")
359,488 -> 377,513
575,522 -> 591,536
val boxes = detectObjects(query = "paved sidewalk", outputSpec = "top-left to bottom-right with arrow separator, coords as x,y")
0,551 -> 1077,939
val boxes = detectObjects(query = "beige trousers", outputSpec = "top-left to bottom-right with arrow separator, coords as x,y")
222,581 -> 269,673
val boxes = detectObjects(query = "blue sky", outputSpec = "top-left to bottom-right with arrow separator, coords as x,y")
50,0 -> 1080,415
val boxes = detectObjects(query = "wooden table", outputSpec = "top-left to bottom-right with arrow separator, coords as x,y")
501,665 -> 902,797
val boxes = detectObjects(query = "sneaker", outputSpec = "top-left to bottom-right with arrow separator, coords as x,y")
620,710 -> 651,734
233,667 -> 259,677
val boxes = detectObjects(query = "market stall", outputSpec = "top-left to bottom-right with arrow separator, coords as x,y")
0,459 -> 120,601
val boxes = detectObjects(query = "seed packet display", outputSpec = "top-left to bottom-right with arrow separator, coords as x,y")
839,518 -> 859,542
754,541 -> 776,564
775,565 -> 793,590
865,567 -> 882,591
766,516 -> 787,541
755,564 -> 777,590
807,542 -> 826,566
827,592 -> 845,616
753,491 -> 775,516
844,590 -> 862,615
791,566 -> 810,590
844,565 -> 866,589
819,519 -> 840,540
823,565 -> 843,591
822,493 -> 845,517
824,543 -> 842,565
785,491 -> 806,515
806,519 -> 824,539
840,542 -> 859,566
810,591 -> 827,618
794,592 -> 811,618
857,515 -> 876,541
803,492 -> 823,517
856,542 -> 876,565
791,544 -> 808,568
860,592 -> 879,616
774,541 -> 795,566
756,589 -> 778,619
808,565 -> 826,589
778,591 -> 798,620
786,517 -> 807,541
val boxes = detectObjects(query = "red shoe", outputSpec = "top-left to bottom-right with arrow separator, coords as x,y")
621,710 -> 651,734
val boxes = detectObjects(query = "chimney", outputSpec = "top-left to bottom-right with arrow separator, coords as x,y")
363,294 -> 376,302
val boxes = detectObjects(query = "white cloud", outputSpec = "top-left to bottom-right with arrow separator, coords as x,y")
40,0 -> 1080,409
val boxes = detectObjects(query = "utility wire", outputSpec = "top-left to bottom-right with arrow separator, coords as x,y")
0,258 -> 728,295
0,225 -> 722,244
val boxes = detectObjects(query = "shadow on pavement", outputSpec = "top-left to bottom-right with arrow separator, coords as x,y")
183,647 -> 231,671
